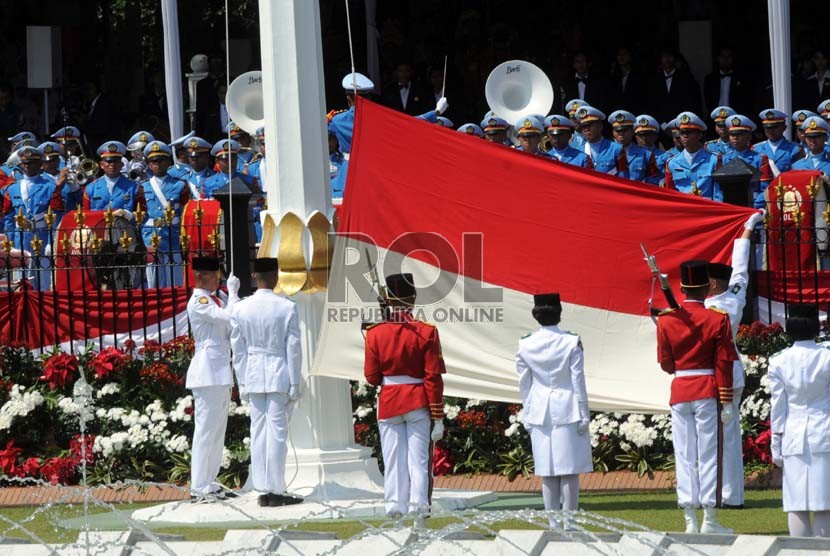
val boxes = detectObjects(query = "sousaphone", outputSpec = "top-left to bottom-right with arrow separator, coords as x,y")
485,60 -> 555,131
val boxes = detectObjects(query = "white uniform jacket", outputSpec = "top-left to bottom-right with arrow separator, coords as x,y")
769,341 -> 830,456
185,288 -> 236,389
705,237 -> 749,389
516,325 -> 587,427
229,289 -> 302,394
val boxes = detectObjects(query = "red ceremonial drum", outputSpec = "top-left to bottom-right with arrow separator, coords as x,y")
180,199 -> 222,283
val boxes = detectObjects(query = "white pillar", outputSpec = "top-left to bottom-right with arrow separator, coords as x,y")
768,0 -> 792,138
258,0 -> 383,499
160,0 -> 184,140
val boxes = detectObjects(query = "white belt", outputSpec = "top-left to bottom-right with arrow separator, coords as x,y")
382,376 -> 424,386
675,369 -> 714,378
196,341 -> 225,350
248,346 -> 283,356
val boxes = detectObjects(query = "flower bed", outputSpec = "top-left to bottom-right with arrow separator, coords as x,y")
0,321 -> 789,486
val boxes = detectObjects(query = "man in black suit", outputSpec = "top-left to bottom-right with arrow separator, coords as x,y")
703,47 -> 753,115
83,80 -> 119,150
563,52 -> 608,113
381,62 -> 424,116
608,47 -> 646,115
648,50 -> 702,126
794,49 -> 830,111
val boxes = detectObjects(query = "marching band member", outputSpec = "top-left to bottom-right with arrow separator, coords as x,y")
608,109 -> 659,183
634,115 -> 670,185
664,112 -> 723,201
243,127 -> 266,242
83,141 -> 145,218
364,273 -> 446,518
705,106 -> 736,156
456,123 -> 484,138
514,115 -> 547,156
722,115 -> 773,208
516,293 -> 592,530
480,112 -> 511,146
544,115 -> 591,168
769,304 -> 830,537
705,211 -> 765,508
230,257 -> 303,507
576,106 -> 628,176
657,260 -> 737,534
179,137 -> 215,200
753,109 -> 804,174
139,141 -> 189,288
225,121 -> 255,172
201,139 -> 256,199
186,255 -> 239,501
792,117 -> 830,174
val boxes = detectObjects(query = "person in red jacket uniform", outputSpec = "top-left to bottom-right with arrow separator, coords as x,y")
656,260 -> 737,535
364,272 -> 446,518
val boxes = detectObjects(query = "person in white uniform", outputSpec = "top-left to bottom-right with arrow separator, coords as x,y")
705,210 -> 765,508
186,255 -> 240,501
516,293 -> 592,529
769,304 -> 830,537
229,257 -> 303,507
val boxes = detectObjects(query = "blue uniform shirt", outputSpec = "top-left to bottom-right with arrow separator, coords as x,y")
584,138 -> 627,176
201,170 -> 255,199
328,107 -> 355,154
752,139 -> 803,173
704,138 -> 732,156
84,175 -> 142,213
547,146 -> 590,168
624,143 -> 658,182
793,150 -> 830,174
2,174 -> 61,249
665,148 -> 723,201
723,148 -> 773,208
139,176 -> 188,252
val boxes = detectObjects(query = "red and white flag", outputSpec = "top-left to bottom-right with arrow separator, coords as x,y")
311,99 -> 755,413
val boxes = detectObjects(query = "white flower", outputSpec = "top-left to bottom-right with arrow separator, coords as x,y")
170,396 -> 193,422
242,437 -> 251,447
354,405 -> 373,419
220,448 -> 232,469
0,386 -> 44,431
504,422 -> 521,437
233,400 -> 250,417
619,414 -> 658,448
95,383 -> 120,399
465,399 -> 483,409
620,442 -> 632,452
354,382 -> 369,397
164,434 -> 189,454
444,405 -> 461,420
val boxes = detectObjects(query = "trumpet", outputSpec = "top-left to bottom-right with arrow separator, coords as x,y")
67,156 -> 99,186
126,152 -> 147,182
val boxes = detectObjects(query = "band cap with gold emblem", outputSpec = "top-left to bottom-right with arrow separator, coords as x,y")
127,130 -> 155,152
679,260 -> 709,288
726,114 -> 756,133
792,109 -> 818,125
97,140 -> 127,159
184,136 -> 211,155
480,111 -> 509,133
341,72 -> 374,93
565,99 -> 588,118
255,126 -> 265,140
210,139 -> 241,158
676,111 -> 707,132
37,141 -> 63,160
516,114 -> 544,136
192,255 -> 221,271
801,116 -> 830,136
758,108 -> 788,127
576,106 -> 605,124
456,123 -> 484,137
143,140 -> 172,159
709,106 -> 736,124
608,110 -> 636,130
544,114 -> 575,135
634,114 -> 660,134
50,126 -> 81,143
385,273 -> 416,300
16,146 -> 43,162
818,99 -> 830,118
435,116 -> 454,129
8,131 -> 36,145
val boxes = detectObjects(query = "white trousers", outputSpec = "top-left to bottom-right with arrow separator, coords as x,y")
190,385 -> 231,495
379,408 -> 431,516
671,397 -> 719,508
721,387 -> 744,506
249,392 -> 292,494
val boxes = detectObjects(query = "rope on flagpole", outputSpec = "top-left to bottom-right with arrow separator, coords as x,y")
224,0 -> 234,275
345,0 -> 357,94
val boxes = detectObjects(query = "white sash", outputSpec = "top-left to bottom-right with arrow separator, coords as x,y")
149,177 -> 170,210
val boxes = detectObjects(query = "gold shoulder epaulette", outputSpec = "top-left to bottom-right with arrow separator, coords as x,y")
197,296 -> 209,305
708,306 -> 728,315
658,308 -> 675,316
326,109 -> 347,123
364,322 -> 382,331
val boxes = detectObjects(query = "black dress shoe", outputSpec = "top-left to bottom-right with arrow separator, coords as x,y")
720,503 -> 744,510
222,490 -> 240,499
257,494 -> 271,507
268,493 -> 303,507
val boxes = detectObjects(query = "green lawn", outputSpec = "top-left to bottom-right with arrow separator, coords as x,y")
0,490 -> 789,544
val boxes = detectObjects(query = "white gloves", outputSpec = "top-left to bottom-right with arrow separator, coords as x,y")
288,384 -> 302,401
720,403 -> 734,425
577,401 -> 590,435
745,210 -> 765,230
771,433 -> 783,467
226,274 -> 240,297
435,97 -> 448,115
431,419 -> 444,442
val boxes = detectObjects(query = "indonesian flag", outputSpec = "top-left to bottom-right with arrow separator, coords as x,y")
311,98 -> 755,413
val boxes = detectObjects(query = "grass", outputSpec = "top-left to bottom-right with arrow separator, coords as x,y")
0,490 -> 790,544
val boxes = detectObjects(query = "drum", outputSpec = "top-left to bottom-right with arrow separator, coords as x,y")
180,199 -> 222,284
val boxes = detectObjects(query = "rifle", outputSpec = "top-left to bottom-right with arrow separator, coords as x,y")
640,243 -> 679,319
361,248 -> 388,330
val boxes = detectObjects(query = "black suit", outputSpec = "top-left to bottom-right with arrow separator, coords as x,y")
607,70 -> 646,115
84,93 -> 119,151
794,72 -> 830,112
703,71 -> 753,115
562,75 -> 609,113
648,70 -> 702,125
381,83 -> 425,116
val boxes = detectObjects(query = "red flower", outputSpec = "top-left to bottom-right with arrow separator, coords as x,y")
90,347 -> 128,381
456,409 -> 488,431
0,440 -> 22,477
163,336 -> 195,357
69,434 -> 95,465
22,457 -> 40,478
140,362 -> 183,388
41,353 -> 78,390
122,338 -> 136,354
139,340 -> 162,357
432,443 -> 453,476
40,457 -> 77,485
743,423 -> 773,464
506,404 -> 522,415
354,423 -> 371,445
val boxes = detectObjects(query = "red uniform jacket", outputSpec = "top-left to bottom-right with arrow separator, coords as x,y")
364,310 -> 446,420
656,299 -> 737,405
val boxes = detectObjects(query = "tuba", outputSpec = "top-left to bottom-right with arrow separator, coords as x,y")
485,60 -> 555,147
226,70 -> 264,135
